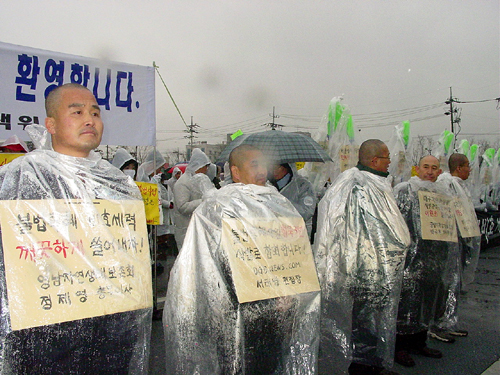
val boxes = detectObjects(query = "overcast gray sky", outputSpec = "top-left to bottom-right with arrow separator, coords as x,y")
1,0 -> 498,156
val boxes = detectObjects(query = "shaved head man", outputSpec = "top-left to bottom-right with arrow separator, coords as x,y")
314,139 -> 411,374
416,155 -> 442,182
448,153 -> 470,181
45,83 -> 103,158
229,144 -> 267,186
358,139 -> 392,174
164,145 -> 320,374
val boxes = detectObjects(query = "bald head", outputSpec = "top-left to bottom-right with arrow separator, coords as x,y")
229,144 -> 260,169
358,139 -> 391,173
417,155 -> 441,182
45,83 -> 92,117
449,153 -> 470,180
448,153 -> 468,173
229,144 -> 267,186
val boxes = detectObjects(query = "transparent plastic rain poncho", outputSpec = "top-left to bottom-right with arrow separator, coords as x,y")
166,166 -> 182,191
0,125 -> 152,374
437,172 -> 481,285
477,148 -> 498,210
163,183 -> 321,374
138,149 -> 174,234
300,97 -> 358,198
0,134 -> 29,153
393,176 -> 459,334
151,173 -> 174,236
456,140 -> 481,205
432,130 -> 455,173
278,164 -> 317,238
111,148 -> 137,170
137,149 -> 165,183
430,172 -> 481,331
387,122 -> 412,186
172,149 -> 214,248
313,167 -> 410,373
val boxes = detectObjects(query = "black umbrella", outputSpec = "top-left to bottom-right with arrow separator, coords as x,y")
217,130 -> 332,164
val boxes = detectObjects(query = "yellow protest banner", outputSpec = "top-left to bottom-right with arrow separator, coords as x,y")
221,217 -> 320,303
135,181 -> 161,225
0,153 -> 24,167
418,190 -> 458,242
0,199 -> 152,331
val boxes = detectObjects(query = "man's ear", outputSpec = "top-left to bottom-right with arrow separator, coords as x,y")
45,117 -> 56,135
230,165 -> 239,182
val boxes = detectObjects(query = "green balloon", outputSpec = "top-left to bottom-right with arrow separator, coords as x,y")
334,101 -> 344,132
346,115 -> 354,141
402,121 -> 410,146
443,131 -> 454,154
485,148 -> 496,161
470,144 -> 478,161
460,140 -> 470,157
327,102 -> 335,136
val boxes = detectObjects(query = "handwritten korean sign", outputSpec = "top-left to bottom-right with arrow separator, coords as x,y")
418,191 -> 458,242
453,197 -> 481,238
339,145 -> 359,172
221,217 -> 320,303
0,199 -> 152,330
135,181 -> 160,225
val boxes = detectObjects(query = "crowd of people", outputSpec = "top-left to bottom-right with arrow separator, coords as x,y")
0,83 -> 482,375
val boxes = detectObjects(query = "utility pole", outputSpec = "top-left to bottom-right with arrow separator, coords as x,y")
445,87 -> 461,134
265,106 -> 283,130
184,116 -> 199,160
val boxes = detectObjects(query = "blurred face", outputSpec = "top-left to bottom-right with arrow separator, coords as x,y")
231,150 -> 267,186
175,171 -> 182,179
45,87 -> 103,157
196,164 -> 209,174
417,156 -> 441,182
372,145 -> 391,173
122,163 -> 136,171
271,164 -> 288,180
456,161 -> 471,180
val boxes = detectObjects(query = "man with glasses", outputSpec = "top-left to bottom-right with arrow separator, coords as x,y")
315,139 -> 410,375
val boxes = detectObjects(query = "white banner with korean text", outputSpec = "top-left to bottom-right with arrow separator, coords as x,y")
0,41 -> 155,146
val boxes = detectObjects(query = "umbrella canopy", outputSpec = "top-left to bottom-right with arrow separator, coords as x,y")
217,130 -> 332,164
167,163 -> 188,174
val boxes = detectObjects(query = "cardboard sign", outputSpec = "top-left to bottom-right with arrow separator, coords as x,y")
221,217 -> 320,304
339,145 -> 359,172
454,197 -> 481,238
0,199 -> 152,330
135,181 -> 161,225
418,190 -> 458,242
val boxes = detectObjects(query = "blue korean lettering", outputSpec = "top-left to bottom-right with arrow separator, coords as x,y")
93,68 -> 111,110
15,54 -> 40,102
44,59 -> 65,98
70,63 -> 91,87
116,71 -> 134,112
